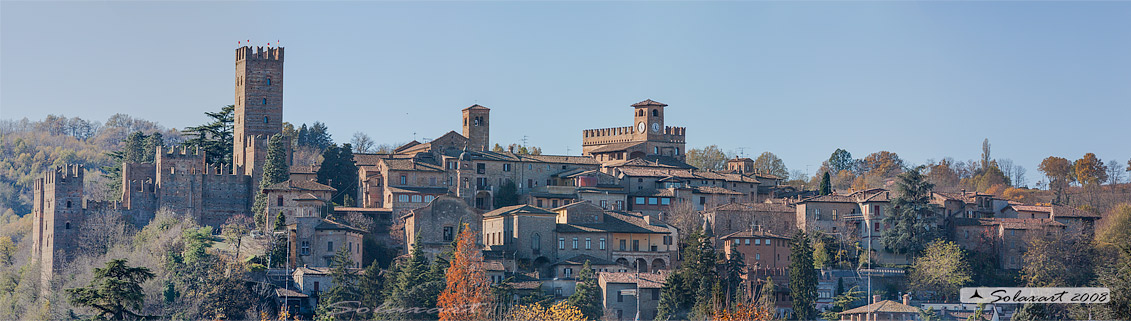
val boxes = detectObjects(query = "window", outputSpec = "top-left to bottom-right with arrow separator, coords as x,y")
756,253 -> 761,260
503,164 -> 511,172
277,195 -> 284,206
552,200 -> 559,208
618,292 -> 624,302
267,78 -> 271,85
648,198 -> 658,205
766,239 -> 771,246
586,238 -> 592,249
411,195 -> 422,202
349,242 -> 353,252
964,230 -> 970,239
559,238 -> 565,249
652,109 -> 659,116
263,98 -> 267,105
874,222 -> 880,232
327,241 -> 334,252
619,239 -> 626,251
532,234 -> 541,250
663,236 -> 672,245
430,177 -> 437,186
424,195 -> 435,203
477,163 -> 486,174
564,268 -> 573,278
600,238 -> 606,250
651,245 -> 657,251
815,209 -> 822,220
745,239 -> 750,245
654,147 -> 660,154
66,201 -> 71,208
600,200 -> 607,208
636,197 -> 646,205
537,199 -> 543,207
572,238 -> 578,249
675,147 -> 680,155
400,175 -> 407,185
301,241 -> 310,255
661,198 -> 670,205
65,222 -> 71,229
398,195 -> 410,202
699,197 -> 706,205
443,227 -> 454,242
632,240 -> 639,251
756,239 -> 761,245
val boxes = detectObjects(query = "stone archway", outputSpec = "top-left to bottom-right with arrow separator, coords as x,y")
475,191 -> 492,210
635,258 -> 648,273
629,151 -> 646,160
651,258 -> 667,272
533,256 -> 551,278
616,258 -> 630,269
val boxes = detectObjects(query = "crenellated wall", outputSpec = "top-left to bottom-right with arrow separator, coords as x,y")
201,169 -> 252,228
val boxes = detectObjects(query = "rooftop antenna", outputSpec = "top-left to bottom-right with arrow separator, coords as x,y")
522,135 -> 529,148
735,147 -> 747,158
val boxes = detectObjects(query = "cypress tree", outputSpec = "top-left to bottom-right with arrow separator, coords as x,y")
789,230 -> 818,320
820,171 -> 832,195
567,260 -> 603,320
252,134 -> 290,230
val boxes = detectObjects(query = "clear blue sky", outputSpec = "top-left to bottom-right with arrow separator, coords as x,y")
3,1 -> 1129,183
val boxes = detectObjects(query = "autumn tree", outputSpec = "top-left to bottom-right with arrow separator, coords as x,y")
927,159 -> 960,190
788,230 -> 818,320
507,301 -> 586,321
711,302 -> 772,321
1095,204 -> 1131,318
827,149 -> 855,174
1021,230 -> 1095,288
1075,153 -> 1108,186
755,277 -> 776,317
438,223 -> 493,320
686,145 -> 729,171
882,166 -> 941,256
754,152 -> 789,178
1039,156 -> 1075,204
858,151 -> 905,188
66,259 -> 157,320
909,240 -> 971,301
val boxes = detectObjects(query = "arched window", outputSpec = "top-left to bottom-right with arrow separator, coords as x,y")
65,222 -> 71,229
66,200 -> 72,208
532,233 -> 541,250
264,116 -> 269,123
263,98 -> 267,105
637,110 -> 644,117
267,78 -> 272,85
652,109 -> 658,116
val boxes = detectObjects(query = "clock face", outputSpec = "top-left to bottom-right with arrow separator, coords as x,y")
651,122 -> 660,132
638,122 -> 646,132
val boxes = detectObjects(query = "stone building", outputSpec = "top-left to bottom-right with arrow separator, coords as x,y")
263,178 -> 335,226
598,271 -> 669,321
287,216 -> 365,269
582,99 -> 686,164
951,217 -> 1065,269
721,227 -> 791,270
402,195 -> 482,258
703,202 -> 796,241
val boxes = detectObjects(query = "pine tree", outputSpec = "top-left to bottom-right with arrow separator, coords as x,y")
788,230 -> 818,320
756,277 -> 776,318
882,165 -> 941,256
359,259 -> 385,312
566,260 -> 603,320
723,251 -> 746,306
253,134 -> 291,230
182,105 -> 235,167
316,249 -> 361,320
296,123 -> 309,148
438,223 -> 493,320
66,259 -> 156,320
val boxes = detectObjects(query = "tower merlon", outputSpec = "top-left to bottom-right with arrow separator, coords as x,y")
236,46 -> 284,61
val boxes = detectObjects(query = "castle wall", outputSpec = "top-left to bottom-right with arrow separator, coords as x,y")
32,165 -> 85,291
121,162 -> 157,214
156,146 -> 206,220
201,170 -> 252,228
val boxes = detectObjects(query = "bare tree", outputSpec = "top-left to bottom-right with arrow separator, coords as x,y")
351,132 -> 375,154
1107,159 -> 1126,185
1012,165 -> 1028,188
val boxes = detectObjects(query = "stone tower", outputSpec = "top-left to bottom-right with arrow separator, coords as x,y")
234,46 -> 284,183
32,165 -> 85,290
462,104 -> 490,151
632,99 -> 666,141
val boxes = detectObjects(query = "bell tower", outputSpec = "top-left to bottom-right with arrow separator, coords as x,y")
234,46 -> 284,182
462,104 -> 490,152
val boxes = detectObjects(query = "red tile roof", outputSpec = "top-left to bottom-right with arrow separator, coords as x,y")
840,300 -> 921,315
630,99 -> 668,107
599,271 -> 669,288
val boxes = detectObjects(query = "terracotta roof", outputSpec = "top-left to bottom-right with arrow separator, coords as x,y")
599,271 -> 669,288
1012,205 -> 1051,213
484,261 -> 506,271
953,217 -> 1066,229
393,141 -> 421,153
1052,205 -> 1101,218
720,229 -> 790,240
553,254 -> 617,266
382,158 -> 444,172
315,219 -> 367,233
463,104 -> 490,111
799,194 -> 857,203
386,186 -> 450,194
859,190 -> 891,203
264,179 -> 336,192
603,156 -> 696,169
693,186 -> 744,195
630,189 -> 677,197
630,99 -> 668,107
557,211 -> 672,234
353,153 -> 393,166
275,288 -> 309,298
294,266 -> 330,275
484,204 -> 556,217
840,300 -> 921,315
289,165 -> 319,174
727,158 -> 754,163
588,141 -> 645,154
708,202 -> 794,213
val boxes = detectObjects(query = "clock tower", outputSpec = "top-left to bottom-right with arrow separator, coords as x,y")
632,99 -> 666,140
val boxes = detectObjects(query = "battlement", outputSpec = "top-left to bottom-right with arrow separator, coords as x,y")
158,145 -> 202,157
40,164 -> 84,185
236,46 -> 284,61
664,126 -> 686,136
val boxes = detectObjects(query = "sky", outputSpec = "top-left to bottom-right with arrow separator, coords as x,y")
2,1 -> 1130,184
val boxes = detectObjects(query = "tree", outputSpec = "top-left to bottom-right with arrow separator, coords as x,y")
755,277 -> 776,317
0,236 -> 14,265
882,166 -> 941,256
316,249 -> 362,320
1039,156 -> 1075,204
493,180 -> 520,208
711,302 -> 773,321
1074,153 -> 1108,186
566,261 -> 603,320
358,259 -> 385,313
221,215 -> 254,262
317,143 -> 359,206
201,276 -> 253,320
66,259 -> 157,320
909,240 -> 971,301
1021,229 -> 1095,287
722,251 -> 746,306
980,138 -> 992,171
788,230 -> 818,320
819,172 -> 832,195
812,237 -> 830,269
181,105 -> 234,167
508,301 -> 586,321
687,145 -> 729,171
350,132 -> 375,153
753,152 -> 789,178
827,149 -> 855,173
438,224 -> 493,320
1096,206 -> 1131,318
1106,160 -> 1125,185
657,228 -> 715,320
859,151 -> 905,182
252,134 -> 291,229
306,121 -> 333,150
820,286 -> 863,321
492,143 -> 504,152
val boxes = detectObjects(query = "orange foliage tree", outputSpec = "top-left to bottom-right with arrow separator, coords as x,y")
507,301 -> 587,321
711,302 -> 773,321
437,223 -> 494,321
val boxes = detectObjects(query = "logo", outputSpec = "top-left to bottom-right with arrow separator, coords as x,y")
960,287 -> 1110,304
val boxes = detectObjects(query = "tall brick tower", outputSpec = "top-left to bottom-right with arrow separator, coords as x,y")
32,165 -> 85,291
632,99 -> 666,141
462,104 -> 490,151
234,46 -> 284,183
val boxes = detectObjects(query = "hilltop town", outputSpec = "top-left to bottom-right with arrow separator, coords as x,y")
2,45 -> 1129,321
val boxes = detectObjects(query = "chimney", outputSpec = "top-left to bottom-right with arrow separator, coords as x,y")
873,294 -> 882,304
903,293 -> 911,305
